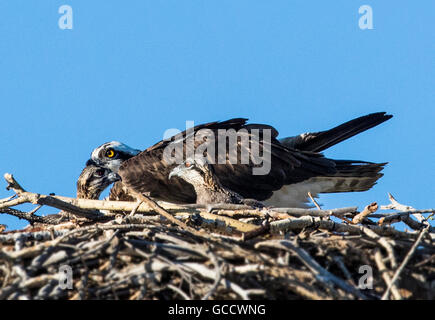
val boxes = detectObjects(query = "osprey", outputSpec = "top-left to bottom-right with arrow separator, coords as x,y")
169,157 -> 263,206
76,162 -> 120,199
89,112 -> 392,207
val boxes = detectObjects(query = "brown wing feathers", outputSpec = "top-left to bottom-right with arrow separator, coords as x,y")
112,115 -> 391,203
117,119 -> 347,202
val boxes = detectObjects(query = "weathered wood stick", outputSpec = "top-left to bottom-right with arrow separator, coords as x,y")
381,225 -> 430,300
374,249 -> 402,300
352,202 -> 378,224
270,207 -> 357,217
270,215 -> 423,240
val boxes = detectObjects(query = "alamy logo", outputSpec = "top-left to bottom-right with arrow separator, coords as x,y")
162,121 -> 272,175
358,265 -> 373,289
58,5 -> 73,30
359,5 -> 374,30
58,265 -> 73,289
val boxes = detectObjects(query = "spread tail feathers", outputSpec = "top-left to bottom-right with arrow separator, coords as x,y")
320,160 -> 386,193
264,161 -> 386,207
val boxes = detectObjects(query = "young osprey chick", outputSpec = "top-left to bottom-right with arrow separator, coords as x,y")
169,158 -> 263,207
77,162 -> 120,199
31,163 -> 120,227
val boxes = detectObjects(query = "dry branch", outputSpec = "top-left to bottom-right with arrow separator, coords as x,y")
381,225 -> 430,300
352,202 -> 378,224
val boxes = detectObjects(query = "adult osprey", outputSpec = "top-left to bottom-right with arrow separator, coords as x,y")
89,112 -> 392,207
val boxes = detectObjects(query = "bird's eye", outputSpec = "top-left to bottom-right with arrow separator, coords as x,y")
95,169 -> 105,177
185,162 -> 192,168
105,148 -> 116,158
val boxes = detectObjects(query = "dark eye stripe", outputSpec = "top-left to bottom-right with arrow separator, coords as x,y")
118,151 -> 137,161
99,149 -> 106,159
95,169 -> 105,176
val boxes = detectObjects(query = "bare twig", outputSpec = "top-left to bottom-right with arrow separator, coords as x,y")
374,249 -> 402,300
381,193 -> 426,223
352,202 -> 378,224
307,192 -> 321,210
4,173 -> 26,194
381,225 -> 430,300
255,240 -> 368,299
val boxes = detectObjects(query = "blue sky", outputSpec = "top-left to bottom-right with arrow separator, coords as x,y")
0,1 -> 434,230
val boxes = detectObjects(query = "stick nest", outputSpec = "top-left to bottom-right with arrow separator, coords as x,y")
0,173 -> 434,300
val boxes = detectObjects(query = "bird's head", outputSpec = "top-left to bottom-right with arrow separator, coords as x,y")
89,141 -> 141,173
77,162 -> 121,199
168,157 -> 214,185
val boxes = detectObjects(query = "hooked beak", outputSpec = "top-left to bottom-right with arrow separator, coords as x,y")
108,172 -> 121,183
168,166 -> 182,180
